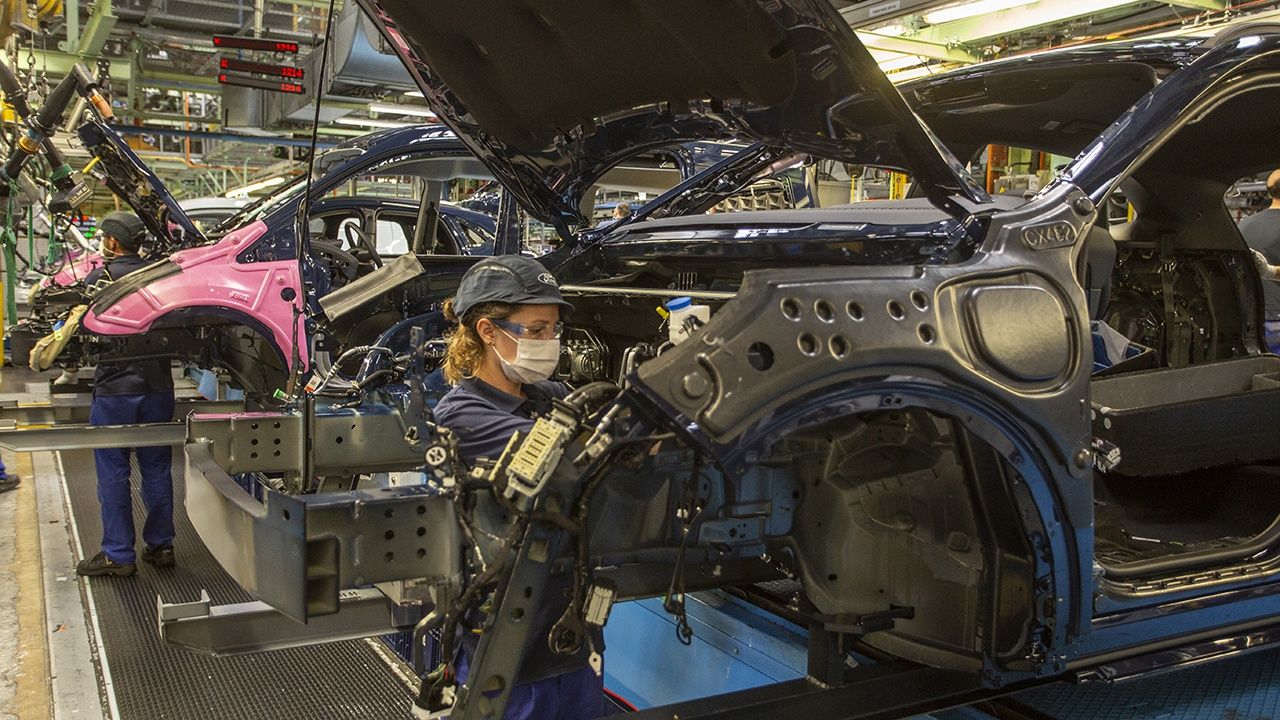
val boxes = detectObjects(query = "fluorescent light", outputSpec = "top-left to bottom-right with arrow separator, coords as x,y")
878,55 -> 925,72
224,175 -> 287,198
886,65 -> 939,82
404,90 -> 424,97
867,23 -> 906,36
334,116 -> 417,129
367,101 -> 437,118
924,0 -> 1037,25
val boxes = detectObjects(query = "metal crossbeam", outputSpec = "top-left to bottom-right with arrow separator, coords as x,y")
0,422 -> 185,451
0,394 -> 244,427
855,31 -> 979,63
908,0 -> 1146,45
1163,0 -> 1226,9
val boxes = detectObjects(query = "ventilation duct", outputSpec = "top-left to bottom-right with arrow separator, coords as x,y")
269,2 -> 415,125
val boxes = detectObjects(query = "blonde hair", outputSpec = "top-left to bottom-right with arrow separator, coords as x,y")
441,298 -> 514,384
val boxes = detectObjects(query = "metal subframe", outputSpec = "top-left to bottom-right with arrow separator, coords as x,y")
54,448 -> 418,720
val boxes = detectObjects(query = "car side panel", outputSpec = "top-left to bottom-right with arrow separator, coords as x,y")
81,220 -> 309,369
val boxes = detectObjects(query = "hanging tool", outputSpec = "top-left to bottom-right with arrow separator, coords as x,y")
0,59 -> 99,213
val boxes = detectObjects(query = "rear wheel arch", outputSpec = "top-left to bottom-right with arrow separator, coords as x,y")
696,383 -> 1083,679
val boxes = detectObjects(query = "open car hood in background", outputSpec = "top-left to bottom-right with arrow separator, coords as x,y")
902,38 -> 1204,162
78,121 -> 207,247
356,0 -> 989,234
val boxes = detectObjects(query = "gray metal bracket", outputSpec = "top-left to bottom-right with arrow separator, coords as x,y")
451,521 -> 566,720
158,587 -> 421,656
183,409 -> 461,622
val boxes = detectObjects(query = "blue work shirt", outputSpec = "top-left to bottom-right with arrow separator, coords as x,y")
433,376 -> 603,684
433,377 -> 567,465
85,255 -> 175,397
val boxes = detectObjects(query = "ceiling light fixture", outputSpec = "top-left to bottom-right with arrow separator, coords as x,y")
404,90 -> 424,97
923,0 -> 1038,25
225,175 -> 287,198
886,65 -> 940,83
866,22 -> 906,36
878,55 -> 926,72
367,101 -> 438,118
334,116 -> 418,129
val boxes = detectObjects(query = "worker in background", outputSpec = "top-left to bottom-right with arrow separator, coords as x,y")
597,202 -> 632,231
75,212 -> 177,578
1240,169 -> 1280,354
432,256 -> 601,720
0,458 -> 18,493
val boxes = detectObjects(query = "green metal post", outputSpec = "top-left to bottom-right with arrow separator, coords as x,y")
3,196 -> 18,329
27,206 -> 35,268
47,208 -> 60,264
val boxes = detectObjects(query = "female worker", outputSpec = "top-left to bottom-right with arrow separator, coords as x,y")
432,255 -> 601,720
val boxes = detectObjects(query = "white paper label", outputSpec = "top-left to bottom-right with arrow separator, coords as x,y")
868,0 -> 902,18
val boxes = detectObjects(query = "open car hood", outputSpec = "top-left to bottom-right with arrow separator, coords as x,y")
78,121 -> 206,247
357,0 -> 988,234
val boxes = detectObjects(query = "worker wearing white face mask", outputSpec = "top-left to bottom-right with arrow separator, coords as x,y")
434,255 -> 574,465
432,256 -> 604,719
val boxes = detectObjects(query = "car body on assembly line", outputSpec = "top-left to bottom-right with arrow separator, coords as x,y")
167,5 -> 1279,718
21,119 -> 748,397
15,124 -> 505,392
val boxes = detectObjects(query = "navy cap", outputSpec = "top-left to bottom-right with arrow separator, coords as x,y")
453,256 -> 573,318
99,211 -> 147,248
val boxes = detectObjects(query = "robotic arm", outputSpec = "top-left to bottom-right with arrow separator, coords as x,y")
0,60 -> 107,213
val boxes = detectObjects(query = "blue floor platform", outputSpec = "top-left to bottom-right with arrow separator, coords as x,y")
1008,644 -> 1280,720
602,590 -> 1280,719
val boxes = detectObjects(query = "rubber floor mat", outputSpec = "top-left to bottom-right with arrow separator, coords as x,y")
58,448 -> 416,720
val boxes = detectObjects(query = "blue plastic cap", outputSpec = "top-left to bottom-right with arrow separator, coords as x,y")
665,296 -> 692,311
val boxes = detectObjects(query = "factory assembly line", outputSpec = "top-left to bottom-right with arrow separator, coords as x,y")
1,1 -> 1280,720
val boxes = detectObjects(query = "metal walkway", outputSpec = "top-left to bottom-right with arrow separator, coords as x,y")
57,447 -> 417,720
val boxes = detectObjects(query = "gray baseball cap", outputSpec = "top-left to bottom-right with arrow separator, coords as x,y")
453,255 -> 573,317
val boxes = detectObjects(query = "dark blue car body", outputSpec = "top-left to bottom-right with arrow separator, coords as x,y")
170,5 -> 1280,717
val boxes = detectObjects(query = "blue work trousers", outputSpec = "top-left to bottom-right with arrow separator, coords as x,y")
1265,320 -> 1280,355
455,651 -> 603,720
90,391 -> 176,564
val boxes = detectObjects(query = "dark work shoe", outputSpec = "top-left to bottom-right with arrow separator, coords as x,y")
0,474 -> 18,493
141,545 -> 175,568
76,551 -> 137,577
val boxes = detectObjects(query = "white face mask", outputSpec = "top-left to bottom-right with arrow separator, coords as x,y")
495,329 -> 560,384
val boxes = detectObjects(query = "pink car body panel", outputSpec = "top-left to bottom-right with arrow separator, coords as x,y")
40,250 -> 104,289
81,220 -> 309,369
